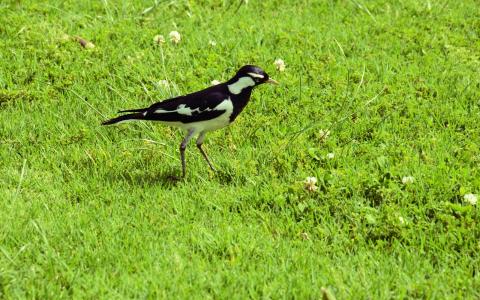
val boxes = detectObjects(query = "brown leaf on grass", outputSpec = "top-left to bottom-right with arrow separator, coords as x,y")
321,287 -> 336,300
75,36 -> 95,49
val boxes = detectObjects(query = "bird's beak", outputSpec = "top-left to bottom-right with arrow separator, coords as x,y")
266,78 -> 279,85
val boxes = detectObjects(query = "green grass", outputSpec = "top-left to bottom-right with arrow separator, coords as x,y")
1,0 -> 479,298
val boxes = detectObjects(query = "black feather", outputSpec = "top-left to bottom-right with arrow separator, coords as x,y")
118,108 -> 146,114
101,113 -> 144,125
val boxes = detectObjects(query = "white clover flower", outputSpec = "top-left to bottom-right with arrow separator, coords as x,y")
211,79 -> 221,85
169,31 -> 181,44
402,176 -> 415,185
157,80 -> 169,88
274,58 -> 286,72
319,129 -> 330,140
208,40 -> 217,47
326,153 -> 335,160
464,193 -> 477,205
304,176 -> 318,192
300,232 -> 309,240
153,34 -> 165,44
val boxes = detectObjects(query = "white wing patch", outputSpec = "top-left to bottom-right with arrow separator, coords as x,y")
155,102 -> 227,116
176,104 -> 203,116
228,77 -> 255,94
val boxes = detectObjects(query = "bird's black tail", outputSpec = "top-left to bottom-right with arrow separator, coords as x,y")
118,108 -> 146,113
101,112 -> 145,125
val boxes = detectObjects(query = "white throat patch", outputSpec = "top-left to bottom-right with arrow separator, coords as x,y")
227,77 -> 255,94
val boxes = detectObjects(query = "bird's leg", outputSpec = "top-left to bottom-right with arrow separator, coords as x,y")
180,129 -> 195,178
196,131 -> 216,172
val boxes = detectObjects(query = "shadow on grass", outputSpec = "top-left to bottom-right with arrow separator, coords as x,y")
105,163 -> 240,187
109,168 -> 184,189
212,169 -> 236,185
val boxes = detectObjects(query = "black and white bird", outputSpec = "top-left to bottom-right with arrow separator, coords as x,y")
102,65 -> 278,177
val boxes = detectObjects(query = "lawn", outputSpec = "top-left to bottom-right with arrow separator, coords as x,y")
1,0 -> 479,298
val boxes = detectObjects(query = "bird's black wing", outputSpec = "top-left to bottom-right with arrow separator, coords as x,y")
142,86 -> 230,124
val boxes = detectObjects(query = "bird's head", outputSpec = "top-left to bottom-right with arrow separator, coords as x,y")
235,65 -> 278,86
227,65 -> 278,95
